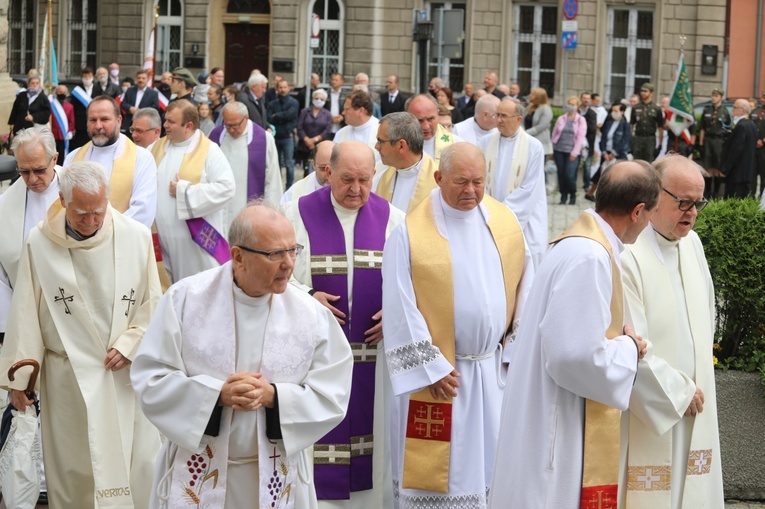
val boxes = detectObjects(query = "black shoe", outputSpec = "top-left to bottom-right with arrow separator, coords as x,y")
584,194 -> 595,202
38,492 -> 48,505
559,198 -> 567,205
569,197 -> 576,205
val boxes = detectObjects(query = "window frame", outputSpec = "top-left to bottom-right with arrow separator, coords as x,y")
605,7 -> 654,104
512,3 -> 557,98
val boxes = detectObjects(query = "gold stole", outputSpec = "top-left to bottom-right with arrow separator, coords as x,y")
403,194 -> 525,492
375,154 -> 438,213
72,139 -> 137,213
150,134 -> 213,291
551,212 -> 624,505
433,123 -> 455,162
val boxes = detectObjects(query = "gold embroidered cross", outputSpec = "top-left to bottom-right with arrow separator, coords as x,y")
413,404 -> 445,439
198,225 -> 219,251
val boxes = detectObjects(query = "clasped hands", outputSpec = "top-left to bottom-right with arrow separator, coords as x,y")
313,291 -> 383,345
220,372 -> 275,412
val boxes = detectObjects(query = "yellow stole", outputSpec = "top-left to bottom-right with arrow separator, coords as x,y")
403,194 -> 525,492
433,123 -> 455,162
72,138 -> 137,213
375,154 -> 438,213
150,134 -> 213,291
550,212 -> 624,507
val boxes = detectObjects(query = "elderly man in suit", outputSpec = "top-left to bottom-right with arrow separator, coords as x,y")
381,75 -> 406,116
236,72 -> 269,131
721,98 -> 759,198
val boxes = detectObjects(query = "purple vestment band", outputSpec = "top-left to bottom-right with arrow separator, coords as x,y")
186,217 -> 231,265
210,121 -> 267,200
299,186 -> 390,499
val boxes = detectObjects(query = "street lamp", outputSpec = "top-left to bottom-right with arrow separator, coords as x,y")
414,18 -> 433,94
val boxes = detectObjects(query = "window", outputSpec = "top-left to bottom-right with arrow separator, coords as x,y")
156,0 -> 183,74
227,0 -> 269,14
67,0 -> 97,76
8,0 -> 35,77
426,2 -> 465,92
605,8 -> 653,103
310,0 -> 344,83
513,4 -> 556,98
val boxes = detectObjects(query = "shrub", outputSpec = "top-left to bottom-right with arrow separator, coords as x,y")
694,197 -> 765,373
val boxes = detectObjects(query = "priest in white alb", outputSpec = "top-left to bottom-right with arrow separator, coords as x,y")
619,154 -> 724,508
0,161 -> 161,508
383,143 -> 533,508
209,101 -> 282,222
372,112 -> 439,213
151,100 -> 235,283
488,161 -> 659,509
334,90 -> 379,156
479,98 -> 547,267
405,94 -> 458,163
280,140 -> 333,204
0,127 -> 61,341
452,94 -> 499,146
131,202 -> 354,508
64,95 -> 157,228
283,140 -> 404,508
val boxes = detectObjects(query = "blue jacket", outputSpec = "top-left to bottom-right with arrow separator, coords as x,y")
599,117 -> 631,159
267,95 -> 299,139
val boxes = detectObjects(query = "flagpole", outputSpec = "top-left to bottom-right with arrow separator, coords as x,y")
153,3 -> 159,86
47,0 -> 53,94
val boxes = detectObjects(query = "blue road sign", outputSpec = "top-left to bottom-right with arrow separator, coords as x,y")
562,31 -> 578,50
563,0 -> 578,20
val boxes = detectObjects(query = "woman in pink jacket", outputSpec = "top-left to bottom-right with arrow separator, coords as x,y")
551,96 -> 587,205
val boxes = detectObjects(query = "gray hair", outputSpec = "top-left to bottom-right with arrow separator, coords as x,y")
405,93 -> 438,111
228,198 -> 285,248
381,112 -> 423,155
439,143 -> 486,178
247,73 -> 268,88
735,98 -> 751,115
133,108 -> 162,129
354,72 -> 369,83
59,161 -> 111,203
222,101 -> 249,118
501,96 -> 526,117
312,88 -> 328,100
352,84 -> 369,93
475,94 -> 501,116
430,77 -> 445,88
11,126 -> 56,159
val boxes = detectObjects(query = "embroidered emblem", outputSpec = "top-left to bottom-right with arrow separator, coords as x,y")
181,444 -> 220,507
54,287 -> 74,314
581,487 -> 617,509
386,339 -> 441,375
350,435 -> 374,457
268,443 -> 293,507
351,342 -> 377,363
121,289 -> 136,316
686,449 -> 713,476
198,224 -> 221,252
406,402 -> 452,441
440,134 -> 450,142
310,255 -> 348,275
627,465 -> 671,491
313,443 -> 351,465
353,249 -> 384,269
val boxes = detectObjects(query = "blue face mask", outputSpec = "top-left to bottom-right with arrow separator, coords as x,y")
565,105 -> 577,113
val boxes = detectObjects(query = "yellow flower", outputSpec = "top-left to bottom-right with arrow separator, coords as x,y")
713,356 -> 718,366
713,343 -> 722,352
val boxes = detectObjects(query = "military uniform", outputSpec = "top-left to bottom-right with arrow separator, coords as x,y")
630,100 -> 665,161
699,103 -> 731,170
666,123 -> 696,157
751,104 -> 765,195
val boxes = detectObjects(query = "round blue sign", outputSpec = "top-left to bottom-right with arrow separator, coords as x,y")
564,0 -> 578,19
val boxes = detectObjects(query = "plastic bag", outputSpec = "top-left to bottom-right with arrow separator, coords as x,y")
0,407 -> 41,509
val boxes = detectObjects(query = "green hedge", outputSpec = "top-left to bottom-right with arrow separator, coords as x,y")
694,198 -> 765,374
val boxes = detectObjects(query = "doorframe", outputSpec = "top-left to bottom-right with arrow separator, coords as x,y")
209,0 -> 272,77
223,22 -> 272,84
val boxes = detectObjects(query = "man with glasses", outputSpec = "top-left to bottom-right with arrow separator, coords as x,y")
405,94 -> 457,164
65,95 -> 157,228
373,111 -> 439,212
151,100 -> 234,283
480,97 -> 547,268
619,154 -> 723,508
210,101 -> 282,224
453,93 -> 500,146
132,201 -> 353,508
130,108 -> 162,149
282,140 -> 404,508
280,140 -> 334,204
721,98 -> 758,198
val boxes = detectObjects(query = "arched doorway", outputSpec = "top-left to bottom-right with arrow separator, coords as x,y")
223,0 -> 270,84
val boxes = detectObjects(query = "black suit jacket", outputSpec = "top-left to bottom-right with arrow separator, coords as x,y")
236,90 -> 269,130
721,119 -> 758,185
120,86 -> 160,132
95,81 -> 121,100
380,91 -> 406,116
69,86 -> 102,132
581,107 -> 597,152
8,91 -> 51,134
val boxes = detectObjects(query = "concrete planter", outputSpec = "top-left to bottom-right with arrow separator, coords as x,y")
717,370 -> 765,501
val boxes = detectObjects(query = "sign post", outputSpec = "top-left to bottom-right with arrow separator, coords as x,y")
561,3 -> 578,102
306,14 -> 321,109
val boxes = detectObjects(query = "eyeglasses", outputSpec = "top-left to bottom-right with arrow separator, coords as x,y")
129,127 -> 158,134
237,244 -> 304,262
662,188 -> 708,212
223,117 -> 246,130
496,113 -> 522,120
17,156 -> 54,177
376,138 -> 400,145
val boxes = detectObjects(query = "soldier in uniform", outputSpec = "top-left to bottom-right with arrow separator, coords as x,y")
630,83 -> 665,162
699,88 -> 732,198
750,90 -> 765,197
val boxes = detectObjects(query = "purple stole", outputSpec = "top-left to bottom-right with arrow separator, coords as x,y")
299,186 -> 390,499
210,121 -> 267,200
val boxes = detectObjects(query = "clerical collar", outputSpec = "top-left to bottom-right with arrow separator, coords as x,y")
330,192 -> 360,217
90,138 -> 120,155
439,191 -> 476,220
232,281 -> 271,307
652,227 -> 680,245
501,131 -> 520,142
397,155 -> 424,174
65,217 -> 100,241
173,132 -> 196,148
352,117 -> 375,131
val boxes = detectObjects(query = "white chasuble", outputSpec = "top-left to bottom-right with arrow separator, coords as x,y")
333,117 -> 380,161
131,263 -> 353,509
0,206 -> 161,508
280,172 -> 323,205
383,189 -> 533,508
619,227 -> 724,508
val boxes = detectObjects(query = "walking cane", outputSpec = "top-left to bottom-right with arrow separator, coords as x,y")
8,359 -> 40,401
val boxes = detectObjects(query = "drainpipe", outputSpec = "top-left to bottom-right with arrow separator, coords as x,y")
755,0 -> 764,95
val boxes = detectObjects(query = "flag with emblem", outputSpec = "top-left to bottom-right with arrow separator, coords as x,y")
667,51 -> 694,141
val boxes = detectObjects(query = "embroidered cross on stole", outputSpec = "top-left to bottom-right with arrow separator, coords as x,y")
550,212 -> 624,509
403,194 -> 525,493
72,138 -> 137,213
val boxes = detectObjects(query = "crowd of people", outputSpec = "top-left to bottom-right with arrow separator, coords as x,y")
0,62 -> 729,509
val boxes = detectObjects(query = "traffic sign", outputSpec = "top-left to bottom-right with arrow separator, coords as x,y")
562,20 -> 578,32
311,14 -> 321,38
562,31 -> 578,50
563,0 -> 578,20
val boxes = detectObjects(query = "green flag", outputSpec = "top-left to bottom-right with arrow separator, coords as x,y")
667,53 -> 694,137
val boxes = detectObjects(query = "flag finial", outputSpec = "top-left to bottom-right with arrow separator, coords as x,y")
679,35 -> 687,52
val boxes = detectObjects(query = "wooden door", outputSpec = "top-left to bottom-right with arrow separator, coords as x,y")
225,23 -> 270,84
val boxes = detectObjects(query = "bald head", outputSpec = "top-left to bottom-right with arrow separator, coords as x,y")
652,155 -> 707,240
327,140 -> 376,210
734,98 -> 751,115
436,143 -> 486,211
313,140 -> 335,186
406,94 -> 439,140
474,94 -> 501,131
